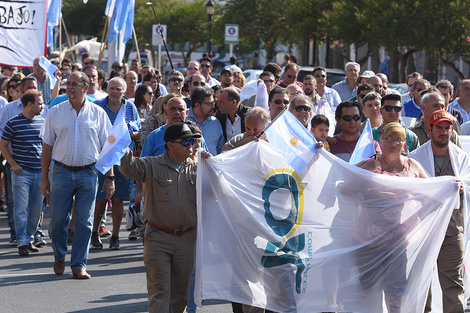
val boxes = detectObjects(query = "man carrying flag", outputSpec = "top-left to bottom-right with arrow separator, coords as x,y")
330,101 -> 381,162
41,72 -> 113,279
92,77 -> 141,250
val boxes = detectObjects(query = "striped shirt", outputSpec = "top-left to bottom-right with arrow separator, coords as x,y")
1,113 -> 44,171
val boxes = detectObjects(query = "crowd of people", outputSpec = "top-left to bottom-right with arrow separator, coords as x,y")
0,53 -> 468,313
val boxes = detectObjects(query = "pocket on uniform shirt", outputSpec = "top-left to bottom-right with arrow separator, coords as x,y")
155,178 -> 172,202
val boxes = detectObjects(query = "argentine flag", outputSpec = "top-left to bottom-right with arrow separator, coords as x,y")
39,56 -> 58,88
95,104 -> 131,174
264,110 -> 317,174
349,119 -> 376,165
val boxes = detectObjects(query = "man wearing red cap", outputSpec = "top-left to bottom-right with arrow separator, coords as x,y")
410,109 -> 469,313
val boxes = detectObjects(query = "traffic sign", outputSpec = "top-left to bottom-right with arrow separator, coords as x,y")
152,24 -> 167,46
225,24 -> 239,44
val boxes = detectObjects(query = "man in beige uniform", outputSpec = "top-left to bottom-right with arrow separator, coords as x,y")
120,122 -> 202,313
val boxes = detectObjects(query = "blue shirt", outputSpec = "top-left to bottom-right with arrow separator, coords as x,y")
0,99 -> 49,137
48,94 -> 96,108
186,107 -> 224,155
331,79 -> 358,101
378,60 -> 389,76
2,113 -> 44,171
402,98 -> 422,118
141,125 -> 209,157
94,97 -> 142,150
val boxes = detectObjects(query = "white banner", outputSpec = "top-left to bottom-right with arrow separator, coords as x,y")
0,1 -> 48,67
196,141 -> 467,313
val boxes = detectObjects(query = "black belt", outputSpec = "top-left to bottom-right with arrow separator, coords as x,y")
55,161 -> 95,172
148,221 -> 195,236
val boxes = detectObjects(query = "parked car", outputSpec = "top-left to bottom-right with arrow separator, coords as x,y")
297,67 -> 346,87
243,69 -> 263,82
388,83 -> 408,95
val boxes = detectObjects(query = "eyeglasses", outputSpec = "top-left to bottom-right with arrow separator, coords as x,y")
263,79 -> 274,84
274,99 -> 289,105
415,88 -> 424,92
383,105 -> 402,113
315,74 -> 326,78
341,115 -> 361,122
66,81 -> 84,87
172,138 -> 195,147
82,65 -> 96,71
287,74 -> 297,79
187,67 -> 199,71
200,64 -> 211,68
383,137 -> 405,144
192,81 -> 206,87
202,101 -> 216,106
169,77 -> 183,83
294,105 -> 311,112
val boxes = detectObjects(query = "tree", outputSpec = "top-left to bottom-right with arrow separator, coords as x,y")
134,0 -> 211,67
220,0 -> 295,62
62,0 -> 107,38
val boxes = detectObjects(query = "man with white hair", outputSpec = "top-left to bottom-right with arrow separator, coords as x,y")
91,77 -> 141,251
332,62 -> 360,101
124,71 -> 138,100
287,84 -> 303,102
289,94 -> 313,128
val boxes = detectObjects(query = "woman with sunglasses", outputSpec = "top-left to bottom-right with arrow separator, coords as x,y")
135,85 -> 154,122
5,78 -> 21,102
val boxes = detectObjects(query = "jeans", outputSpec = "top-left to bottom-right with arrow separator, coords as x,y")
49,164 -> 98,271
5,163 -> 15,240
11,170 -> 43,247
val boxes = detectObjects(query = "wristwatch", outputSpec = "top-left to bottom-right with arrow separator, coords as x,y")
106,176 -> 116,181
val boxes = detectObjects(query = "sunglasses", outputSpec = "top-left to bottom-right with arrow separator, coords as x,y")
294,105 -> 311,112
341,115 -> 361,122
315,74 -> 326,78
82,65 -> 96,71
263,79 -> 274,84
172,138 -> 195,147
169,77 -> 183,83
112,66 -> 123,70
200,64 -> 211,68
287,74 -> 297,79
7,84 -> 17,89
192,81 -> 206,87
358,94 -> 368,99
274,99 -> 289,105
383,105 -> 402,113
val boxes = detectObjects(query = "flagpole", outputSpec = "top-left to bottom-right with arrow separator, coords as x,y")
58,0 -> 62,61
98,17 -> 110,69
132,26 -> 141,65
147,0 -> 174,70
61,18 -> 75,63
256,107 -> 288,138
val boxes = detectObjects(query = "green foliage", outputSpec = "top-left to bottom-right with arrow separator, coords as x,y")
62,0 -> 107,37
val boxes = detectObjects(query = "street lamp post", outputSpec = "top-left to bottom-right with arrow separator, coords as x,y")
205,0 -> 214,57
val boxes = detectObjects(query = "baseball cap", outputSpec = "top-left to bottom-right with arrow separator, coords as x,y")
361,70 -> 375,78
429,109 -> 454,126
164,122 -> 201,143
220,68 -> 234,76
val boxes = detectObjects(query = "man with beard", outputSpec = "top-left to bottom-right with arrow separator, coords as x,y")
186,86 -> 224,155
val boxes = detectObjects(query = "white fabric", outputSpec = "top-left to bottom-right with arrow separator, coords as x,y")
0,1 -> 47,67
240,80 -> 258,102
349,119 -> 375,165
196,140 -> 464,312
410,141 -> 470,310
312,98 -> 336,136
254,82 -> 269,111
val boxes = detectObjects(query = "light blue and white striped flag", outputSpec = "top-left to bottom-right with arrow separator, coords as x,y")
95,104 -> 131,174
264,110 -> 318,174
349,119 -> 376,165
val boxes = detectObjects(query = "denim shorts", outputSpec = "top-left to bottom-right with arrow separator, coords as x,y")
96,165 -> 132,201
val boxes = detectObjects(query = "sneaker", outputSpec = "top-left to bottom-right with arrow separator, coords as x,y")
99,226 -> 111,237
109,235 -> 120,250
27,243 -> 40,252
90,232 -> 103,249
67,229 -> 74,244
18,245 -> 29,257
9,238 -> 17,246
128,231 -> 138,241
33,236 -> 47,247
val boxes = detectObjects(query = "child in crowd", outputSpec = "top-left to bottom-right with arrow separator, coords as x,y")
311,114 -> 330,151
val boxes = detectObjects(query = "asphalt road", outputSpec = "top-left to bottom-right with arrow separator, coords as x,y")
0,205 -> 232,313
